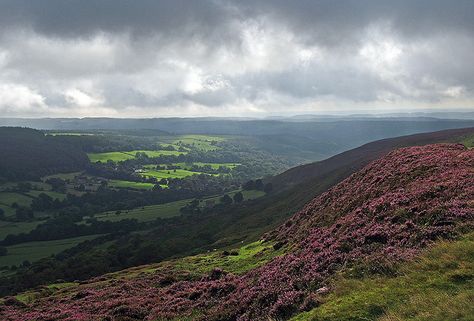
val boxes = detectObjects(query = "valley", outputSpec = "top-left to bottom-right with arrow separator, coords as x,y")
0,123 -> 473,320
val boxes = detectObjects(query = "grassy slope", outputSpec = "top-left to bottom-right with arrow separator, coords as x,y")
0,193 -> 33,207
462,133 -> 474,148
291,233 -> 474,321
91,190 -> 265,223
0,221 -> 42,241
12,239 -> 286,305
0,235 -> 102,267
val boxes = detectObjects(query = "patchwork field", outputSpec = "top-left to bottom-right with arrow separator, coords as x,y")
0,235 -> 102,267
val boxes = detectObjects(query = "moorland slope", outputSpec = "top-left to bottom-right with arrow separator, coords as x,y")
2,143 -> 472,320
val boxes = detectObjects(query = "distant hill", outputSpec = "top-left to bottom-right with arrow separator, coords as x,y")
0,127 -> 89,181
2,118 -> 474,162
3,143 -> 472,320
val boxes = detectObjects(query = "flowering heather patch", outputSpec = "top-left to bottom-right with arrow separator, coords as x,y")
2,144 -> 473,321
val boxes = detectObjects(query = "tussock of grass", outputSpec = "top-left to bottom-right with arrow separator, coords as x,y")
157,240 -> 287,277
291,233 -> 474,321
14,282 -> 78,304
462,134 -> 474,148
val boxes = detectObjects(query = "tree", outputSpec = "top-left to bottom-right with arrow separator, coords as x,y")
0,247 -> 7,256
255,179 -> 264,191
220,194 -> 233,205
0,208 -> 5,220
46,178 -> 67,192
233,192 -> 244,203
242,180 -> 255,190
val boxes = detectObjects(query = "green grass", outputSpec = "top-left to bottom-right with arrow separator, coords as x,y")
169,240 -> 286,276
87,151 -> 135,162
462,134 -> 474,148
48,132 -> 96,136
88,150 -> 186,163
0,220 -> 42,240
291,233 -> 474,321
0,192 -> 33,207
26,190 -> 67,200
108,180 -> 156,190
0,235 -> 102,267
140,168 -> 206,179
170,134 -> 227,151
239,189 -> 266,200
167,162 -> 240,170
90,199 -> 190,222
91,190 -> 265,223
0,204 -> 15,217
42,172 -> 82,181
14,281 -> 79,304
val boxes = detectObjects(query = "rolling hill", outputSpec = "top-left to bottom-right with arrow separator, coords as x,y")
1,143 -> 473,320
0,127 -> 89,181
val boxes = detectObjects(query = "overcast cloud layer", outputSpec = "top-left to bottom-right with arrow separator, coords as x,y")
0,0 -> 473,117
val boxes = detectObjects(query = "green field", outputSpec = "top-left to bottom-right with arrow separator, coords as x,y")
108,180 -> 156,190
90,190 -> 265,223
48,132 -> 97,136
140,168 -> 206,179
88,150 -> 186,163
91,199 -> 191,222
42,172 -> 82,181
170,134 -> 227,151
0,192 -> 33,207
0,204 -> 15,217
0,220 -> 42,241
173,162 -> 240,170
26,190 -> 67,201
0,235 -> 102,267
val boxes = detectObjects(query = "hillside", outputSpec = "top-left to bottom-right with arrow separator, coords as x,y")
2,143 -> 472,320
270,126 -> 474,190
0,127 -> 89,181
2,128 -> 473,298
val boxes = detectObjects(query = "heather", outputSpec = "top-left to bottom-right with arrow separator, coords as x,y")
1,144 -> 473,320
291,232 -> 474,321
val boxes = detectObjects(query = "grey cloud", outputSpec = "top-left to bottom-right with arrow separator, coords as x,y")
0,0 -> 473,116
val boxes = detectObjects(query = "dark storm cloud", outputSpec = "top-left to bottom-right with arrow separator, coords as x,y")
0,0 -> 472,116
0,0 -> 233,40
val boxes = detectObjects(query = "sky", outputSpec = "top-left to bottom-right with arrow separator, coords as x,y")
0,0 -> 473,118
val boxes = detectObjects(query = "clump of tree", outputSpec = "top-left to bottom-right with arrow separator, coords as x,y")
242,179 -> 272,193
233,191 -> 244,203
220,194 -> 233,205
